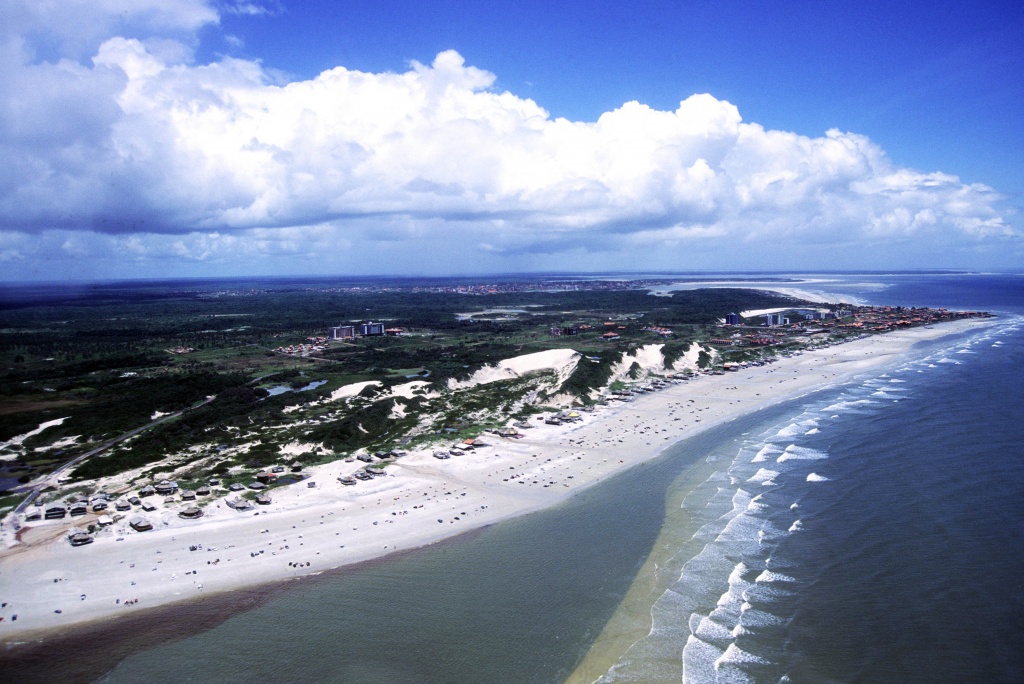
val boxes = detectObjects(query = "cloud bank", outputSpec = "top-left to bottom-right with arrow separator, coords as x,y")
0,1 -> 1017,277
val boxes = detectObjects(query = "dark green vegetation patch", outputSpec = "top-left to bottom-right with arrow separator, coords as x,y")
0,277 -> 806,487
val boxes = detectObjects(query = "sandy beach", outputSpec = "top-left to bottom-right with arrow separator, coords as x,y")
0,318 -> 992,644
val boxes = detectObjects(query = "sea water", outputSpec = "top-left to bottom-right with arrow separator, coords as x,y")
602,315 -> 1024,682
594,273 -> 1024,683
34,274 -> 1024,683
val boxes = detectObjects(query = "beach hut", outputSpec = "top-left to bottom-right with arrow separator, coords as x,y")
138,485 -> 156,498
24,510 -> 42,522
180,489 -> 196,500
44,505 -> 66,519
97,514 -> 113,527
154,480 -> 177,495
141,501 -> 157,512
68,531 -> 93,546
248,481 -> 267,490
338,476 -> 357,485
178,506 -> 204,519
129,517 -> 153,532
290,462 -> 303,472
229,483 -> 245,492
366,466 -> 386,477
115,500 -> 131,511
226,497 -> 253,511
255,493 -> 272,505
69,503 -> 88,517
196,486 -> 211,496
128,496 -> 141,506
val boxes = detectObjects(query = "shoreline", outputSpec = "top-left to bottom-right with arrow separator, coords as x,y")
0,317 -> 995,650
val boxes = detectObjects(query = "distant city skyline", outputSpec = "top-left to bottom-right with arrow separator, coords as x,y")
1,0 -> 1021,281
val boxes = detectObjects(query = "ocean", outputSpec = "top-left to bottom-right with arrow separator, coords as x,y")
13,273 -> 1024,683
597,276 -> 1024,683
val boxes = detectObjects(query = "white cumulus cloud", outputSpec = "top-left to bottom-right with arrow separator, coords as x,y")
0,6 -> 1018,275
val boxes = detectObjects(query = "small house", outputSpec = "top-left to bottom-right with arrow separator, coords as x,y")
129,517 -> 153,532
68,532 -> 93,546
180,489 -> 196,501
178,506 -> 204,519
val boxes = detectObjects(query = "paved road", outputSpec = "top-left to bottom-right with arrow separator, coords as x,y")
12,395 -> 217,517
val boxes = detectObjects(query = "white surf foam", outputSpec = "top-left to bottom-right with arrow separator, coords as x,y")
751,445 -> 781,463
806,473 -> 830,482
755,570 -> 797,584
715,642 -> 771,669
747,468 -> 779,484
823,398 -> 877,413
777,445 -> 828,463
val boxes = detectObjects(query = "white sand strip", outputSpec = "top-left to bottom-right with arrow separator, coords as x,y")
0,318 -> 992,640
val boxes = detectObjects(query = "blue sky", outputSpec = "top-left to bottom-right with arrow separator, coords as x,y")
1,0 -> 1021,281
